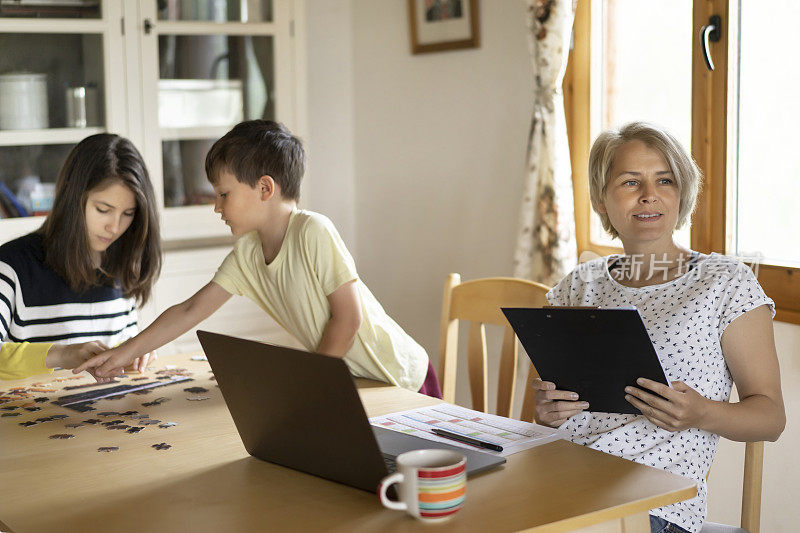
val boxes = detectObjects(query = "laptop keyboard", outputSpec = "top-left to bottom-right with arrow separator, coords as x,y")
382,454 -> 397,473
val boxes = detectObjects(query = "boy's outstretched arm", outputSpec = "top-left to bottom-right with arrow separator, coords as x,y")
316,281 -> 362,358
74,282 -> 233,376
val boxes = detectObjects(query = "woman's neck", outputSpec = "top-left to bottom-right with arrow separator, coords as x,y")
614,238 -> 694,286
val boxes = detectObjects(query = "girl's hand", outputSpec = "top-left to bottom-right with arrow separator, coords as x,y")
531,378 -> 590,428
48,341 -> 116,383
47,341 -> 109,370
624,378 -> 711,432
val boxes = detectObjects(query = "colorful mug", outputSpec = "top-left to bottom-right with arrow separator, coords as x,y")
377,449 -> 466,521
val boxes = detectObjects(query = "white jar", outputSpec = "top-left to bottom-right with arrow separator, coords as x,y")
0,72 -> 48,130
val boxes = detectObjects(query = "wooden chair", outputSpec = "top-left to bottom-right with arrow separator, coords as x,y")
437,273 -> 549,419
702,441 -> 764,533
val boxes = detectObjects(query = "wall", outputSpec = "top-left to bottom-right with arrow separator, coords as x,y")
350,0 -> 532,396
303,0 -> 357,251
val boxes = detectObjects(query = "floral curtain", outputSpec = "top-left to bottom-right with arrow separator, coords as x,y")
512,0 -> 577,287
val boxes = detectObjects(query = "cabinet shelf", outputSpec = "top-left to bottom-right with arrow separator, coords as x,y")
0,127 -> 105,147
155,21 -> 277,36
159,125 -> 233,142
0,19 -> 107,34
0,215 -> 46,242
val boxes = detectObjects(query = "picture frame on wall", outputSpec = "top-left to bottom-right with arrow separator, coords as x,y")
408,0 -> 480,54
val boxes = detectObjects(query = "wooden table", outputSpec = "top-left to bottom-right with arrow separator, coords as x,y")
0,352 -> 696,533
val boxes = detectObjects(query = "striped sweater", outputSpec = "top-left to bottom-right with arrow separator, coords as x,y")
0,232 -> 138,380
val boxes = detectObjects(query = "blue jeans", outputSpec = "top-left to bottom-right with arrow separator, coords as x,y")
650,515 -> 691,533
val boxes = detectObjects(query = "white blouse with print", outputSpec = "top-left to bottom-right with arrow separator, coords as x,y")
546,252 -> 774,533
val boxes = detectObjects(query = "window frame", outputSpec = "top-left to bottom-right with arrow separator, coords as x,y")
564,0 -> 800,324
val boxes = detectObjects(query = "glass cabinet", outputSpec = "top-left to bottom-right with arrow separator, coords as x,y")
0,0 -> 300,242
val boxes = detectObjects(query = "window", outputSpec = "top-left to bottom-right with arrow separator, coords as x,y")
565,0 -> 800,323
730,0 -> 800,267
589,0 -> 692,250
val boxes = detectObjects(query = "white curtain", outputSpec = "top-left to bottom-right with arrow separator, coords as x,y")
512,0 -> 577,287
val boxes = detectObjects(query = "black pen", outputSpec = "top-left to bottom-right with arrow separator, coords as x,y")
431,428 -> 504,452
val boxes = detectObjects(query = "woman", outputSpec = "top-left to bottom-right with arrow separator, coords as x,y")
532,122 -> 785,533
0,134 -> 161,380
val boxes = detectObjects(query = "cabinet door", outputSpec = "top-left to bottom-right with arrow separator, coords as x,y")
0,0 -> 126,241
134,0 -> 298,241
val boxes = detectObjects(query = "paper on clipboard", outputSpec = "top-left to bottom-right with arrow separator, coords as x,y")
369,402 -> 562,457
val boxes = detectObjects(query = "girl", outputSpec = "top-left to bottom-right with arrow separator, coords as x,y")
531,122 -> 785,533
0,133 -> 161,380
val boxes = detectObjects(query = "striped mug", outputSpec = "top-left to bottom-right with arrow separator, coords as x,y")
378,449 -> 466,521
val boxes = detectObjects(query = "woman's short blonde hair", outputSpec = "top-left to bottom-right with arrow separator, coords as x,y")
587,122 -> 702,239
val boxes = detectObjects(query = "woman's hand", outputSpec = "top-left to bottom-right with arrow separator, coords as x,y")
531,378 -> 590,427
624,378 -> 711,432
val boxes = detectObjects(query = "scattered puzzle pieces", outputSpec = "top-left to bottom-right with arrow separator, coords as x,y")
97,447 -> 119,453
142,397 -> 169,407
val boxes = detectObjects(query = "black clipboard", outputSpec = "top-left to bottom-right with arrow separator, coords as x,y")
502,307 -> 670,415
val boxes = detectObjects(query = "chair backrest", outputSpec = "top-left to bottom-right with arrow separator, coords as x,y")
437,273 -> 549,419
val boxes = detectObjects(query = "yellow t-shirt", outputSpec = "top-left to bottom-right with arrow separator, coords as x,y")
212,209 -> 429,391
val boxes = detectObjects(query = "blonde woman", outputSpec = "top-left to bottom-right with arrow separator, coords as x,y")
531,122 -> 785,533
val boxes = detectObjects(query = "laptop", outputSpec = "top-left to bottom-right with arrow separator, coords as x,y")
196,330 -> 506,492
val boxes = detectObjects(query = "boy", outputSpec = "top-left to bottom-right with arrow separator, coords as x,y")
76,120 -> 439,396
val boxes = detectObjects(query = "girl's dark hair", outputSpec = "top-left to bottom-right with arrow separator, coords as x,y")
39,133 -> 162,305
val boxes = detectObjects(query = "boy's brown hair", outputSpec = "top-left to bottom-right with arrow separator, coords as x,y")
205,120 -> 305,200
